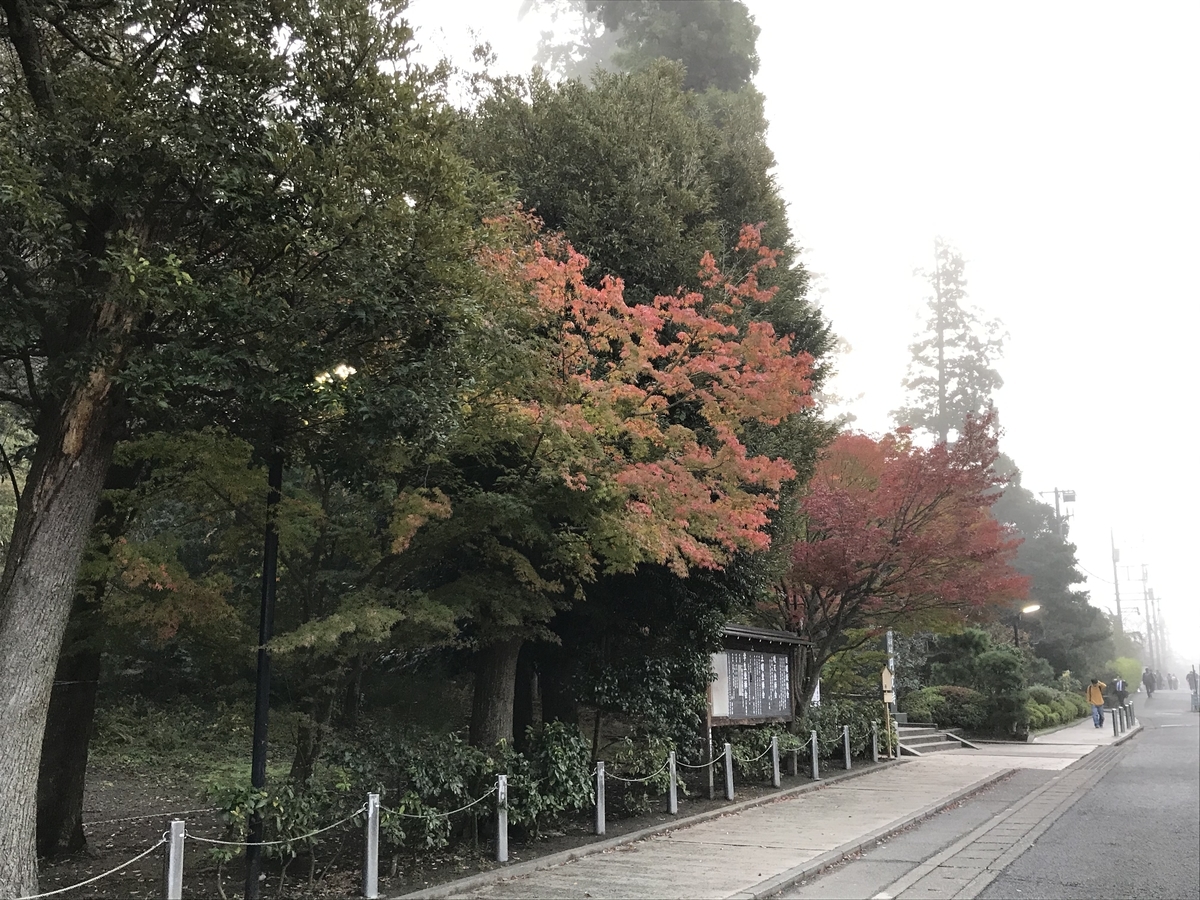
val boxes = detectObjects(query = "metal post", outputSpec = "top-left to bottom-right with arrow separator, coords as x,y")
1111,709 -> 1119,737
595,762 -> 605,835
668,752 -> 678,814
843,725 -> 852,770
363,793 -> 379,899
496,775 -> 508,863
770,736 -> 780,788
871,721 -> 880,763
163,819 -> 184,900
1128,700 -> 1135,726
246,451 -> 284,900
810,731 -> 820,780
706,729 -> 715,800
723,742 -> 734,800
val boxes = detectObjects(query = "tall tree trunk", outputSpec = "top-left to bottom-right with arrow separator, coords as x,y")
36,648 -> 101,856
36,460 -> 140,857
469,638 -> 522,747
0,387 -> 118,896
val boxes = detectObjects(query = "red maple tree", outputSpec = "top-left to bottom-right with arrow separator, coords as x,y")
773,413 -> 1028,706
481,216 -> 816,577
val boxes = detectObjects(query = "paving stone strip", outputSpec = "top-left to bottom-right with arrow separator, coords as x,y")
869,745 -> 1128,900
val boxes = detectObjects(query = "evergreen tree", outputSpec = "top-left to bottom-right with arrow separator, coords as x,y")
893,238 -> 1005,442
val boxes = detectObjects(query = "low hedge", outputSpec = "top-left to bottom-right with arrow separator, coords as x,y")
1025,684 -> 1090,730
900,685 -> 987,731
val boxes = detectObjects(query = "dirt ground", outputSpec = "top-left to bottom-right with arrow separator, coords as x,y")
37,758 -> 888,898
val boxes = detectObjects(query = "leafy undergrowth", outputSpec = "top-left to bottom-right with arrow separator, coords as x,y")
39,698 -> 894,898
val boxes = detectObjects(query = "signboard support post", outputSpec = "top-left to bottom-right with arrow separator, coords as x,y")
871,721 -> 879,763
723,743 -> 734,800
667,751 -> 678,814
770,736 -> 780,788
843,725 -> 852,770
810,731 -> 820,780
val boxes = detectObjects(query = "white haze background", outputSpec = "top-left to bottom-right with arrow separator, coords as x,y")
405,0 -> 1200,666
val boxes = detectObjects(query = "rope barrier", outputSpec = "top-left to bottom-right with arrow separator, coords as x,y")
381,786 -> 497,820
676,748 -> 727,769
14,838 -> 165,900
605,759 -> 670,784
84,806 -> 222,828
185,804 -> 367,847
732,744 -> 773,765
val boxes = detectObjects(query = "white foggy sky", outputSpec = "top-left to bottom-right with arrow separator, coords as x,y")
405,0 -> 1200,665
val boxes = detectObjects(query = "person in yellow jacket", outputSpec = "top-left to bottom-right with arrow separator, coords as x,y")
1086,678 -> 1107,728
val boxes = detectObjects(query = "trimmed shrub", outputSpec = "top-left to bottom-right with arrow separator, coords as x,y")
933,686 -> 987,731
901,687 -> 944,724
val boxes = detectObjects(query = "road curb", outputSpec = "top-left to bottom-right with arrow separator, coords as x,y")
1114,722 -> 1143,745
724,768 -> 1018,900
392,758 -> 909,899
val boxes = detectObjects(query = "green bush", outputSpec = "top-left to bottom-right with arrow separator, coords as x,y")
975,649 -> 1029,735
1025,685 -> 1089,730
901,687 -> 943,724
801,698 -> 885,760
932,686 -> 987,731
727,724 -> 803,782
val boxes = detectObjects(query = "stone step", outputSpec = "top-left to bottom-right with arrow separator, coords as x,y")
899,738 -> 960,755
897,725 -> 940,737
901,734 -> 958,747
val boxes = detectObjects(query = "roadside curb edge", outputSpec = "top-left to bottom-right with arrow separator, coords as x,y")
392,758 -> 909,899
724,768 -> 1019,900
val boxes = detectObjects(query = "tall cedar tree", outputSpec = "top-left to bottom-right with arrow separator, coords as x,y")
528,0 -> 760,93
0,1 -> 488,891
893,239 -> 1005,442
772,414 -> 1028,709
990,457 -> 1116,678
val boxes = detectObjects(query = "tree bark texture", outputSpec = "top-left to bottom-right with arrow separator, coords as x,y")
36,647 -> 101,856
0,389 -> 118,896
469,638 -> 522,747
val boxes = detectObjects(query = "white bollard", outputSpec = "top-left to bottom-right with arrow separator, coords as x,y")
724,742 -> 734,800
595,762 -> 606,835
810,730 -> 820,780
496,775 -> 508,863
363,793 -> 380,899
843,725 -> 852,770
163,819 -> 184,900
770,736 -> 780,788
668,751 -> 678,814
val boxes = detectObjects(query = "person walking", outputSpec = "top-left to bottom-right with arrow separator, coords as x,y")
1142,667 -> 1156,698
1086,678 -> 1107,728
1187,668 -> 1198,693
1113,675 -> 1129,707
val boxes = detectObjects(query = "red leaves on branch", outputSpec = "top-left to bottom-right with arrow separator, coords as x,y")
778,413 -> 1027,653
483,216 -> 814,575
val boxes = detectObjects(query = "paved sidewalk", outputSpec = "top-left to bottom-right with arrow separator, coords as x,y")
398,717 -> 1139,900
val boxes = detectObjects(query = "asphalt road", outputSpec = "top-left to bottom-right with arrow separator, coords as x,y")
780,689 -> 1199,900
979,688 -> 1199,900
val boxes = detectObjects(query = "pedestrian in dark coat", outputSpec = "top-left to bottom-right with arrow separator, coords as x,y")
1142,668 -> 1156,697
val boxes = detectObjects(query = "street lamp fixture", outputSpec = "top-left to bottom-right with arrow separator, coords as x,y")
1013,604 -> 1042,646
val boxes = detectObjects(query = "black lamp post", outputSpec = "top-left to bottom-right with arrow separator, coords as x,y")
1013,603 -> 1041,647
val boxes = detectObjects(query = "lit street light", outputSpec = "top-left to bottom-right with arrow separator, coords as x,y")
1014,603 -> 1041,647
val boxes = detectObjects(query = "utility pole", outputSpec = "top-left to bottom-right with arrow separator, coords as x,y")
1110,531 -> 1123,633
1152,592 -> 1168,670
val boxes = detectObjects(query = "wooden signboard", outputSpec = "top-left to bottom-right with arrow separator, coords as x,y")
708,625 -> 810,725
